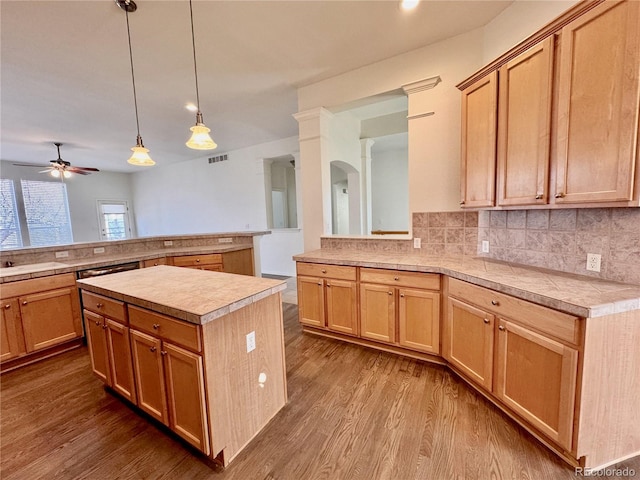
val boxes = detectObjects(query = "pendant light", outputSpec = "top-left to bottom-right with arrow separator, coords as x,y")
185,0 -> 217,150
117,0 -> 155,166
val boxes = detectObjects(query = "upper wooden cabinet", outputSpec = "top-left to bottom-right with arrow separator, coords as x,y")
497,37 -> 554,206
460,71 -> 498,208
459,0 -> 640,209
554,0 -> 640,204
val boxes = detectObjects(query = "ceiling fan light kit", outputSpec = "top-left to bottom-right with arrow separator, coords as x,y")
12,142 -> 99,180
185,0 -> 217,151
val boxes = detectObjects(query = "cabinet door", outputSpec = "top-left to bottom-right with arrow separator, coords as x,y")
84,310 -> 111,385
460,70 -> 497,208
20,287 -> 82,352
1,299 -> 25,362
297,276 -> 325,328
360,284 -> 395,344
398,288 -> 440,354
106,319 -> 137,404
495,319 -> 578,450
130,329 -> 168,425
555,0 -> 640,203
497,37 -> 554,206
163,342 -> 210,455
446,298 -> 494,391
326,279 -> 358,336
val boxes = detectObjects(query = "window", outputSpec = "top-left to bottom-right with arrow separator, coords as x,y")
20,180 -> 73,246
0,179 -> 23,249
98,201 -> 131,240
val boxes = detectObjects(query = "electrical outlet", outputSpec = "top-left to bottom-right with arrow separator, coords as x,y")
218,238 -> 233,244
586,253 -> 601,272
55,251 -> 69,258
246,331 -> 256,353
413,237 -> 421,249
163,240 -> 173,247
93,247 -> 105,254
482,240 -> 490,253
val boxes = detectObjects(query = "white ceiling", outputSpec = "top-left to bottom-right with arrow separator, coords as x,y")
1,0 -> 512,173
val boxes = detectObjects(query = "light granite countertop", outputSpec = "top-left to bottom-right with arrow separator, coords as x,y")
294,249 -> 640,318
0,245 -> 252,283
76,265 -> 286,325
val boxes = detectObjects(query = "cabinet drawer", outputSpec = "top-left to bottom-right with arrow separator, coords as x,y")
81,291 -> 126,323
360,268 -> 440,290
296,262 -> 356,281
142,258 -> 167,268
448,278 -> 580,344
1,273 -> 76,299
172,254 -> 222,268
128,305 -> 201,353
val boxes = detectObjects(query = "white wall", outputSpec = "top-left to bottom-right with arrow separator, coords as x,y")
371,146 -> 409,231
0,160 -> 135,243
130,136 -> 302,276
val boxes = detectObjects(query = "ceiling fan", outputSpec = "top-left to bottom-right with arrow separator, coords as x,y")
13,143 -> 100,178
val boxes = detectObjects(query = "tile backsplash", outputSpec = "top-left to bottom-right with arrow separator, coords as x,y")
477,208 -> 640,285
321,208 -> 640,285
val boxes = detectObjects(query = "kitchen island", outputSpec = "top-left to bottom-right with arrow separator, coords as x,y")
76,265 -> 287,467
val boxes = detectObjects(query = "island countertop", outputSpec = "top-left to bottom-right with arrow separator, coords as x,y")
76,265 -> 286,324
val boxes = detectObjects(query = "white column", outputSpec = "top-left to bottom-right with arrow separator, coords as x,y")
360,138 -> 375,235
293,107 -> 334,251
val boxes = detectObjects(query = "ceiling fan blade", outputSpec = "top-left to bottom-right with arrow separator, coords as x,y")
71,166 -> 100,172
66,168 -> 92,175
12,163 -> 50,168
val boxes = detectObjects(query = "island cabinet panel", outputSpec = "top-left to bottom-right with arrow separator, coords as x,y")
445,297 -> 494,391
130,329 -> 169,425
460,71 -> 497,208
20,287 -> 82,352
81,291 -> 126,323
495,319 -> 578,451
129,305 -> 201,353
106,319 -> 137,404
555,0 -> 640,204
163,342 -> 210,456
360,283 -> 396,344
496,37 -> 554,206
1,299 -> 25,362
84,310 -> 111,385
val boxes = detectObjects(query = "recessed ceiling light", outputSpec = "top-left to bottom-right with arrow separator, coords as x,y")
401,0 -> 419,11
185,103 -> 198,112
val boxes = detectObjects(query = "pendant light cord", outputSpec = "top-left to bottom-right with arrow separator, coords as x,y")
189,0 -> 201,113
125,6 -> 142,140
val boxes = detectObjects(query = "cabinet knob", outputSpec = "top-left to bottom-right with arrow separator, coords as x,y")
196,258 -> 200,262
400,293 -> 405,298
153,323 -> 160,329
460,200 -> 465,205
22,301 -> 27,306
326,283 -> 331,288
95,320 -> 101,326
150,346 -> 157,352
483,318 -> 490,324
394,276 -> 399,281
321,269 -> 326,274
317,282 -> 322,286
498,325 -> 506,331
96,303 -> 103,309
491,300 -> 500,306
102,324 -> 107,330
535,194 -> 543,200
4,304 -> 10,309
154,263 -> 159,266
161,350 -> 167,356
388,291 -> 393,295
555,192 -> 565,198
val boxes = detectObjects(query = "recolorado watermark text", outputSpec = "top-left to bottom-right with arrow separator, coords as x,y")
575,466 -> 636,477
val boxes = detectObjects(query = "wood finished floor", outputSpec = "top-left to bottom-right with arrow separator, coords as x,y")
2,304 -> 638,480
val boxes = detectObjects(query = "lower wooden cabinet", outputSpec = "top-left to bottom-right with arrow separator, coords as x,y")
445,277 -> 579,452
398,288 -> 440,354
325,279 -> 358,335
360,283 -> 395,343
130,325 -> 210,455
446,297 -> 494,391
495,319 -> 578,450
1,273 -> 82,369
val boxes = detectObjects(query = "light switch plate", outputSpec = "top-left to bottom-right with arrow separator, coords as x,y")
218,238 -> 233,244
482,240 -> 490,253
55,251 -> 69,258
586,253 -> 601,272
246,331 -> 256,353
93,247 -> 105,254
163,240 -> 173,247
413,238 -> 421,249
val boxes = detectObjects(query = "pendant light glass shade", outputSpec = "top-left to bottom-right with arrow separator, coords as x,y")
186,113 -> 217,150
186,0 -> 217,151
128,135 -> 156,166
